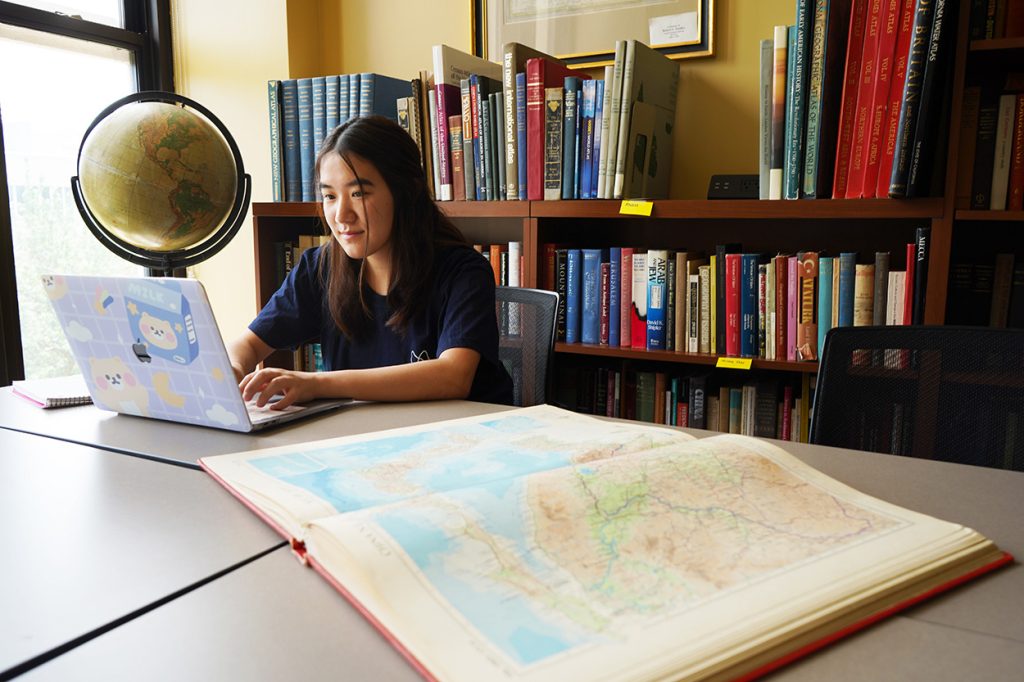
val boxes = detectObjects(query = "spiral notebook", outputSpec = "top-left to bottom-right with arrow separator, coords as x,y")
12,374 -> 92,409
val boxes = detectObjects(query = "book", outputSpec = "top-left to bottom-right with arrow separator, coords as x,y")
201,405 -> 1009,682
526,57 -> 588,200
280,78 -> 302,202
312,76 -> 327,160
861,0 -> 903,197
646,249 -> 669,350
831,0 -> 870,199
904,0 -> 955,198
759,38 -> 774,200
615,41 -> 680,200
581,248 -> 603,345
803,0 -> 854,198
843,0 -> 884,199
432,45 -> 501,201
888,0 -> 939,196
266,79 -> 284,202
786,2 -> 814,199
502,42 -> 560,201
561,76 -> 581,200
631,251 -> 648,350
598,41 -> 626,198
990,93 -> 1017,209
12,374 -> 91,408
296,77 -> 315,202
876,0 -> 918,199
543,87 -> 564,200
769,25 -> 789,200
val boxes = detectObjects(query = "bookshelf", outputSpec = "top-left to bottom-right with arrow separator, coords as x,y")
253,195 -> 942,371
942,1 -> 1024,327
250,1 -> 1019,432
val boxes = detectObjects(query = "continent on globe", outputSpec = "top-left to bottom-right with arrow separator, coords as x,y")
77,100 -> 238,252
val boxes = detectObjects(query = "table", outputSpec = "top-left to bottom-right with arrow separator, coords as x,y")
2,398 -> 1021,680
0,387 -> 514,467
0,429 -> 283,679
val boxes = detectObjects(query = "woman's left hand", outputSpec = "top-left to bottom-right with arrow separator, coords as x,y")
239,367 -> 323,410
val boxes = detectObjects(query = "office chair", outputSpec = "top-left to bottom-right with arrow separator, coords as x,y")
495,287 -> 559,407
809,325 -> 1024,471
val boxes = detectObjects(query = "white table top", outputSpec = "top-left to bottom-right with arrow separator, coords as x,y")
0,429 -> 283,678
2,395 -> 1022,680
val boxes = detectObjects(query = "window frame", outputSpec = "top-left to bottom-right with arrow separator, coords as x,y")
0,0 -> 173,383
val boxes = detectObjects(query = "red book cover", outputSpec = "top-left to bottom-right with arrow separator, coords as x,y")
448,114 -> 466,202
780,384 -> 793,440
875,0 -> 916,198
1006,93 -> 1024,210
787,256 -> 800,361
832,0 -> 871,198
630,251 -> 647,350
844,0 -> 884,199
725,253 -> 742,357
599,261 -> 611,345
619,247 -> 634,348
526,57 -> 588,200
862,0 -> 904,196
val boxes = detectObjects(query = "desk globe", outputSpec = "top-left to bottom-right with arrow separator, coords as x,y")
72,92 -> 251,273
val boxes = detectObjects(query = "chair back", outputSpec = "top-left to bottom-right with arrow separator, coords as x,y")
495,287 -> 559,407
810,325 -> 1024,471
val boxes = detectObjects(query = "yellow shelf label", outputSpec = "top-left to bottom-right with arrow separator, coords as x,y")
619,200 -> 653,216
716,357 -> 753,370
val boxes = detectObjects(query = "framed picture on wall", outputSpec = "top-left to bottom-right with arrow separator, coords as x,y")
472,0 -> 714,68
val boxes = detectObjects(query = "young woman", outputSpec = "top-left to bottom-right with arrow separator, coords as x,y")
229,115 -> 513,408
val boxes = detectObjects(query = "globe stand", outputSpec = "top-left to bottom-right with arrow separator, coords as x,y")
71,91 -> 251,276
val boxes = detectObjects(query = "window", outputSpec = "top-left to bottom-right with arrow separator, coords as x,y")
0,0 -> 172,383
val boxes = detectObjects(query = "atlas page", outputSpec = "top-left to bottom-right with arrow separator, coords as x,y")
201,406 -> 1006,682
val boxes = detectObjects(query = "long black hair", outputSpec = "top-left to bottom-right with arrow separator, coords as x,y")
314,115 -> 467,340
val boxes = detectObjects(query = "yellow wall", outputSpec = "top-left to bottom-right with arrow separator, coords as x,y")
172,0 -> 289,340
174,0 -> 795,336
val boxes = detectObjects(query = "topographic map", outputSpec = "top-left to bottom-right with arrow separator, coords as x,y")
248,407 -> 904,670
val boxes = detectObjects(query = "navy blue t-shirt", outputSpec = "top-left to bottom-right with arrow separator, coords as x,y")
250,244 -> 513,405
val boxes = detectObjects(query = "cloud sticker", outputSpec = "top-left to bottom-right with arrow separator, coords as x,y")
66,320 -> 93,343
205,403 -> 239,427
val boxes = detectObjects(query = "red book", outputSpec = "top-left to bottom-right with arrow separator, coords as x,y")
599,261 -> 611,345
725,253 -> 742,357
780,384 -> 793,440
1007,93 -> 1024,210
832,0 -> 871,198
525,57 -> 589,200
862,0 -> 904,196
630,251 -> 647,350
875,0 -> 916,199
448,114 -> 466,202
619,247 -> 634,348
844,0 -> 884,199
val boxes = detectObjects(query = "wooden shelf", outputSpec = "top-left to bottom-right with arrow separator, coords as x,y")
252,201 -> 320,217
530,198 -> 943,220
439,202 -> 530,218
969,37 -> 1024,52
954,209 -> 1024,222
254,199 -> 943,221
555,343 -> 819,374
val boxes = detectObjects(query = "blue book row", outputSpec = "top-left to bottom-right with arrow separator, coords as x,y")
268,73 -> 409,202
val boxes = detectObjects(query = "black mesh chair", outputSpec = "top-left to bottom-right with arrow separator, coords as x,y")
495,287 -> 559,407
810,326 -> 1024,471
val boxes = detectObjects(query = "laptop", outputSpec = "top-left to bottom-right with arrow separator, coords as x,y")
42,274 -> 349,432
